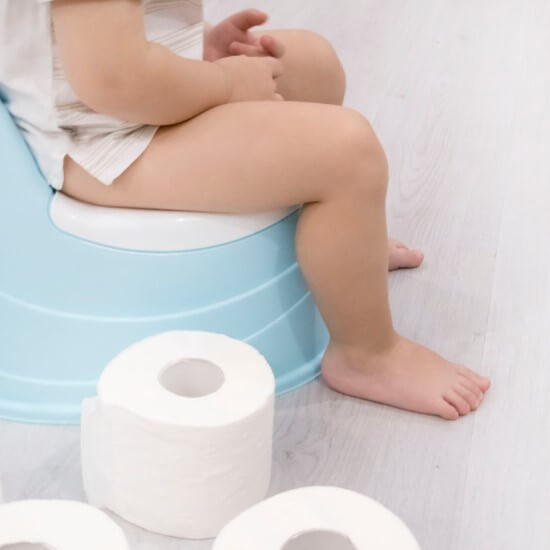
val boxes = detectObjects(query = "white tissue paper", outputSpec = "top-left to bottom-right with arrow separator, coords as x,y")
213,486 -> 421,550
0,500 -> 129,549
81,331 -> 275,540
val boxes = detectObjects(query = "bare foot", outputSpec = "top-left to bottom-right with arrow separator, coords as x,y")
322,336 -> 490,420
389,239 -> 424,271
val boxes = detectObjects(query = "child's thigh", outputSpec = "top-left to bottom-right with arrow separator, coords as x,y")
63,101 -> 378,211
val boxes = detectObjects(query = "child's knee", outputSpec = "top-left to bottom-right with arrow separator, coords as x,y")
276,28 -> 346,104
304,31 -> 346,105
301,30 -> 346,104
330,108 -> 388,200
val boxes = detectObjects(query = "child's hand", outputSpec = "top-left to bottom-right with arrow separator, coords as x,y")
204,9 -> 285,62
215,55 -> 284,102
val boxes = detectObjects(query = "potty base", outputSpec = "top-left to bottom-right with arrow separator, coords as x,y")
0,211 -> 328,424
0,101 -> 329,425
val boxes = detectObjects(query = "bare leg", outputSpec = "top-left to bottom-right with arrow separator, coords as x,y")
260,29 -> 423,271
255,29 -> 347,105
64,100 -> 489,419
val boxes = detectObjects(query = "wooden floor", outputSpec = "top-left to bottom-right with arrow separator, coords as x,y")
2,1 -> 550,548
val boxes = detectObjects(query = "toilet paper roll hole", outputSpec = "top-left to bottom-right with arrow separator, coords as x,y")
282,530 -> 358,550
158,358 -> 225,398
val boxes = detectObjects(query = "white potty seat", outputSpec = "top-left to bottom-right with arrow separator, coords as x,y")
50,192 -> 295,251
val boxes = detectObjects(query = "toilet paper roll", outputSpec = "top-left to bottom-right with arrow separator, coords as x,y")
81,331 -> 275,540
213,487 -> 421,550
0,500 -> 129,549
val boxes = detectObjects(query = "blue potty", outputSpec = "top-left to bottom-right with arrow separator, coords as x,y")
0,101 -> 328,424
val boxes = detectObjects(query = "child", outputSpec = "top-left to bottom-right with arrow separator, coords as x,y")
0,0 -> 489,419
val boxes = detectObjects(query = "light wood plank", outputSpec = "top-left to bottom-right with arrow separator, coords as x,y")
456,3 -> 550,547
3,1 -> 550,549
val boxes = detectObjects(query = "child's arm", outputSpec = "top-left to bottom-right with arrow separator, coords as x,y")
51,0 -> 282,125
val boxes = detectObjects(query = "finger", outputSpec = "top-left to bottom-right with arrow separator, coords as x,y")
260,35 -> 286,58
246,31 -> 263,47
229,9 -> 268,32
265,57 -> 284,78
229,41 -> 264,57
273,93 -> 284,101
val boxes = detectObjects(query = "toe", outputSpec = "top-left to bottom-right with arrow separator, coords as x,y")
459,366 -> 491,392
478,375 -> 491,392
389,247 -> 425,270
389,238 -> 407,249
444,390 -> 472,416
437,399 -> 460,420
458,375 -> 484,398
457,382 -> 482,410
407,249 -> 425,267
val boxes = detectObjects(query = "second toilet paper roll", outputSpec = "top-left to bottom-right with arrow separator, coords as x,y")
213,486 -> 421,550
0,500 -> 129,549
81,331 -> 275,540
